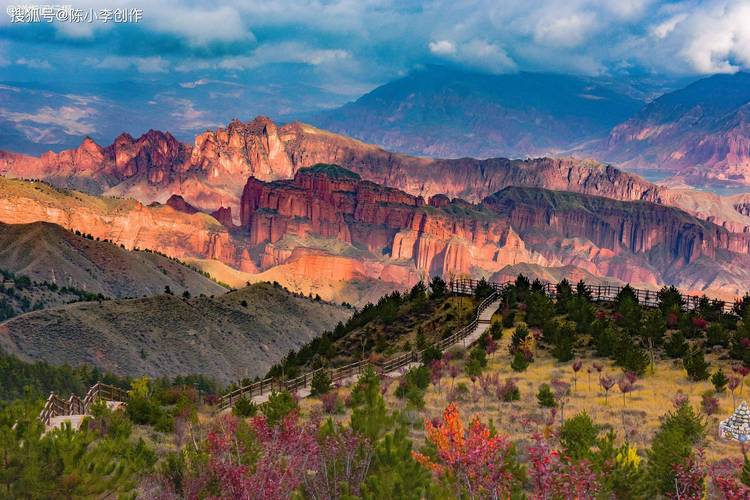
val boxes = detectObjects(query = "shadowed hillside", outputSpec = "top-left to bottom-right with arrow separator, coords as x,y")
0,221 -> 227,299
0,282 -> 351,383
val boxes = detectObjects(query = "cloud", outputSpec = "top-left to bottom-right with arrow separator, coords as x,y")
429,40 -> 456,56
15,58 -> 52,70
88,56 -> 170,73
3,0 -> 750,104
677,1 -> 750,74
163,98 -> 219,131
145,5 -> 253,47
532,11 -> 599,48
216,43 -> 350,70
651,13 -> 688,39
429,39 -> 516,73
0,105 -> 96,136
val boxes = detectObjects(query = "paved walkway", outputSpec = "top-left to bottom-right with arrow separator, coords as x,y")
249,298 -> 502,405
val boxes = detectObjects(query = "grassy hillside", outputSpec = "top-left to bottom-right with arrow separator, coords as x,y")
0,282 -> 351,383
268,278 -> 483,378
0,221 -> 227,299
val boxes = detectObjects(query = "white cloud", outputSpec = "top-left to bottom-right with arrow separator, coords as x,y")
163,98 -> 220,131
217,43 -> 350,70
146,5 -> 253,46
532,11 -> 599,48
651,13 -> 687,39
428,38 -> 516,73
0,105 -> 96,136
16,58 -> 53,70
88,56 -> 169,74
677,1 -> 750,74
429,40 -> 456,56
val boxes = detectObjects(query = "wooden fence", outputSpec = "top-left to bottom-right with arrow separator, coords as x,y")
449,278 -> 735,314
217,289 -> 500,411
39,382 -> 129,426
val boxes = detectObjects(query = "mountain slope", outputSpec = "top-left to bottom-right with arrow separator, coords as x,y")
0,221 -> 226,298
308,66 -> 643,158
595,72 -> 750,188
0,282 -> 351,383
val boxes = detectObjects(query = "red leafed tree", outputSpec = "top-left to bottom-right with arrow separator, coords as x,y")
412,403 -> 523,498
197,412 -> 319,499
527,434 -> 601,499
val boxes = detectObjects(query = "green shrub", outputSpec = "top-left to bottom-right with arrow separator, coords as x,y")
510,350 -> 530,372
262,390 -> 298,425
526,291 -> 555,328
489,321 -> 503,340
595,324 -> 618,358
537,383 -> 556,408
645,403 -> 705,495
657,285 -> 684,314
502,310 -> 515,328
422,345 -> 442,364
465,346 -> 488,377
126,396 -> 164,427
310,370 -> 332,396
706,323 -> 729,347
551,322 -> 575,362
711,368 -> 728,393
664,331 -> 689,358
510,323 -> 529,354
683,348 -> 710,381
641,309 -> 666,347
560,411 -> 600,461
232,396 -> 258,417
400,366 -> 430,392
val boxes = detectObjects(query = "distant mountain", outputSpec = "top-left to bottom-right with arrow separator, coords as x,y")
594,72 -> 750,188
0,221 -> 226,298
307,66 -> 644,158
0,282 -> 350,383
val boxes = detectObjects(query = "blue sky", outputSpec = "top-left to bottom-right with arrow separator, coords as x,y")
0,0 -> 749,152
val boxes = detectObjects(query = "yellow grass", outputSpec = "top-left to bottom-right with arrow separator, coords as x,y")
300,321 -> 745,464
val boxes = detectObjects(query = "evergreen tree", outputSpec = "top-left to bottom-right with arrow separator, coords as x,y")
711,368 -> 728,393
575,280 -> 592,301
657,285 -> 684,315
537,383 -> 556,407
683,348 -> 710,381
525,291 -> 555,328
664,331 -> 689,359
514,274 -> 531,302
552,322 -> 575,362
555,279 -> 574,314
428,275 -> 447,299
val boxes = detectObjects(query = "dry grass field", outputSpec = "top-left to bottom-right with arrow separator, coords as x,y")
300,312 -> 744,466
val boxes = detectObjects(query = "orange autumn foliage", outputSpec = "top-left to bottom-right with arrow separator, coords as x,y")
412,403 -> 522,497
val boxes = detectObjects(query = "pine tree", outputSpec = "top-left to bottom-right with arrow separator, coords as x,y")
711,368 -> 728,393
683,348 -> 710,381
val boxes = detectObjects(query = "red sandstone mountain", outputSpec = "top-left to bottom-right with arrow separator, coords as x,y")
239,164 -> 750,298
4,116 -> 750,233
594,73 -> 750,189
2,166 -> 750,301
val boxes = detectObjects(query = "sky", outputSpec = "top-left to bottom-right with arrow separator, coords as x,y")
0,0 -> 749,151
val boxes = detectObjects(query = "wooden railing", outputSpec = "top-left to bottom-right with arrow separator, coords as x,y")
218,289 -> 501,411
450,278 -> 736,313
39,382 -> 129,426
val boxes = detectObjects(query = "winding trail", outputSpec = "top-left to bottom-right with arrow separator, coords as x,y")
247,297 -> 502,406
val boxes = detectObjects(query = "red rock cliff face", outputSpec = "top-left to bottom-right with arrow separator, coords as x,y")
239,166 -> 750,293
